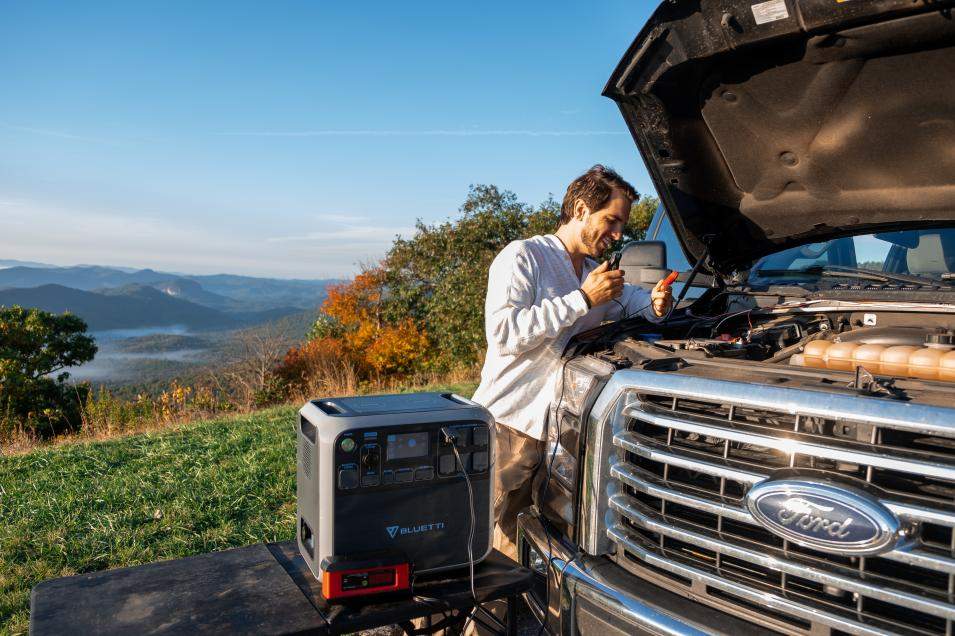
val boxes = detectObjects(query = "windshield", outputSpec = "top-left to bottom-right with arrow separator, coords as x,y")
748,228 -> 955,288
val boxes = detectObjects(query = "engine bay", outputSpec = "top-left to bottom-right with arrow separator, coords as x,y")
579,306 -> 955,408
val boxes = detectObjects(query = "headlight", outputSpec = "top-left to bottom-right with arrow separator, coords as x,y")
545,356 -> 616,489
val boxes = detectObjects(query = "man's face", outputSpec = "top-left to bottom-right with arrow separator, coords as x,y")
578,193 -> 631,257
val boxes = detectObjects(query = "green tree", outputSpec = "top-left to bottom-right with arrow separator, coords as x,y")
379,186 -> 659,370
379,186 -> 553,368
0,306 -> 97,437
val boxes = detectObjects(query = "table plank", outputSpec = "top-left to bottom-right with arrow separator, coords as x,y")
30,541 -> 535,636
31,543 -> 327,635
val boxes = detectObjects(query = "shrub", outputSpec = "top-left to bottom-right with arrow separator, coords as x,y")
364,320 -> 429,376
0,306 -> 96,438
273,337 -> 357,399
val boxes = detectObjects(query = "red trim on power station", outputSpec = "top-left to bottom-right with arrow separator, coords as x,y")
321,563 -> 410,600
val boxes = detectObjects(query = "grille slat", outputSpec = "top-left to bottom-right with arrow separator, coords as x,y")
610,524 -> 922,636
612,461 -> 955,574
610,493 -> 955,620
622,403 -> 955,482
615,430 -> 955,527
603,370 -> 955,635
615,372 -> 955,439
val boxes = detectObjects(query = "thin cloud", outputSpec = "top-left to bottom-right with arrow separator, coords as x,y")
218,129 -> 625,137
0,123 -> 120,145
268,225 -> 415,244
315,212 -> 368,224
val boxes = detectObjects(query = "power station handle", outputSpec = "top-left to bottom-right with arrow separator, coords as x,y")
300,416 -> 317,443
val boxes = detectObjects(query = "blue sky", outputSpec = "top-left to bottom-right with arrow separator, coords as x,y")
0,1 -> 658,278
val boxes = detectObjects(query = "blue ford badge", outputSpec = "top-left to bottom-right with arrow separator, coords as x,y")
745,476 -> 901,556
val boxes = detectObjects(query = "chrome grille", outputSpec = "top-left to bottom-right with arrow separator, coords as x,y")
600,370 -> 955,636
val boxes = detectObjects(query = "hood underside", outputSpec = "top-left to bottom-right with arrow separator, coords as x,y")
605,0 -> 955,274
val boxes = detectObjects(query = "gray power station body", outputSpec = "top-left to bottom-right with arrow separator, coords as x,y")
296,392 -> 496,581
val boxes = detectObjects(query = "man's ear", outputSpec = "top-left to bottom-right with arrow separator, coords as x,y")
573,198 -> 590,221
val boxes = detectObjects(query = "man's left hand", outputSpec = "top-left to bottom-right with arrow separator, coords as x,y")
650,278 -> 674,317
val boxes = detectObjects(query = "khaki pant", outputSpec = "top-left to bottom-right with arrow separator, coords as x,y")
492,422 -> 546,561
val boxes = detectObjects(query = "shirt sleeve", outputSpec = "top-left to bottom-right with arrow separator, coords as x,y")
485,244 -> 590,356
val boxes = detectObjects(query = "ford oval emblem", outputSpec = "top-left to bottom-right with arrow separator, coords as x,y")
745,475 -> 901,556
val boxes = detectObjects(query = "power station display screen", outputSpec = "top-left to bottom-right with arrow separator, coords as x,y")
386,432 -> 429,460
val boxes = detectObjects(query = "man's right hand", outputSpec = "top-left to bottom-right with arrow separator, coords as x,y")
580,260 -> 624,307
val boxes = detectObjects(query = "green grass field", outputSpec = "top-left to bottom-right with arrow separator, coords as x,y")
0,381 -> 477,635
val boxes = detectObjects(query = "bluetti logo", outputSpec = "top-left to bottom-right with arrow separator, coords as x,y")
385,522 -> 445,539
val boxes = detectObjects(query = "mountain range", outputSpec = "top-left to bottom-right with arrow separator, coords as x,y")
0,264 -> 340,331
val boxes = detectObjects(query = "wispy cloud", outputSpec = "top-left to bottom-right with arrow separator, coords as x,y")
268,225 -> 414,244
314,212 -> 368,224
218,129 -> 625,137
0,123 -> 120,145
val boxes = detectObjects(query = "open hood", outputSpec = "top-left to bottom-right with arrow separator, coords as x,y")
605,0 -> 955,274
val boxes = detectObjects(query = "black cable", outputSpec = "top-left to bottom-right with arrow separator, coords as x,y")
536,296 -> 655,634
662,248 -> 709,325
594,300 -> 654,349
441,427 -> 477,635
535,354 -> 572,636
533,287 -> 666,633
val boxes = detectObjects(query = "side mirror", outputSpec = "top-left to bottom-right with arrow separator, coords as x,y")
619,240 -> 668,289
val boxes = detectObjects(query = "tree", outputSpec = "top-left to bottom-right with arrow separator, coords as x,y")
380,185 -> 559,369
381,186 -> 660,370
300,186 -> 660,377
217,321 -> 293,409
0,306 -> 97,437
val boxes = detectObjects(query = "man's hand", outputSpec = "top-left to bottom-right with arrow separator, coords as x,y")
580,261 -> 624,307
650,277 -> 674,317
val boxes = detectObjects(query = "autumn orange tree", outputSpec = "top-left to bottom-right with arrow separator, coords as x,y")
291,268 -> 429,379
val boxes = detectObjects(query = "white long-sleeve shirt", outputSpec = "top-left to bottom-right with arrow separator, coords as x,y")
471,234 -> 658,440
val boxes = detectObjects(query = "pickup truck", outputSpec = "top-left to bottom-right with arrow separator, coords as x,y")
518,2 -> 955,634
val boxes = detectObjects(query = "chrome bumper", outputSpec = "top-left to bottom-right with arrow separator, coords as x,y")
516,509 -> 766,636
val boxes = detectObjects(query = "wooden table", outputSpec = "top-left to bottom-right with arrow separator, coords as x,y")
30,542 -> 534,635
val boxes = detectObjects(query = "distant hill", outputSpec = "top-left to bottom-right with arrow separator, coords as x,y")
189,273 -> 334,310
0,266 -> 169,290
0,265 -> 337,311
0,259 -> 56,269
129,278 -> 238,311
0,284 -> 299,331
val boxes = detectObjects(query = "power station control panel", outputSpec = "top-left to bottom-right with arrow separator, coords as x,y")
334,423 -> 490,494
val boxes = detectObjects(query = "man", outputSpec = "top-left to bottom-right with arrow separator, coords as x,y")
471,165 -> 673,560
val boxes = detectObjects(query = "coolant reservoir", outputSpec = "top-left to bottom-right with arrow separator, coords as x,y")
940,351 -> 955,382
910,333 -> 955,380
881,346 -> 919,376
803,340 -> 831,369
909,347 -> 944,380
852,344 -> 886,374
826,342 -> 859,372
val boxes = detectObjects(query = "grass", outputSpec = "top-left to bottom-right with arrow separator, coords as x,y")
0,379 -> 478,635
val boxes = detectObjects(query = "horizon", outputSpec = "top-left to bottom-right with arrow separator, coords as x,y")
0,258 -> 342,282
1,2 -> 659,279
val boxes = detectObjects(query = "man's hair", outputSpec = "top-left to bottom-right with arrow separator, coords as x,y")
558,164 -> 637,226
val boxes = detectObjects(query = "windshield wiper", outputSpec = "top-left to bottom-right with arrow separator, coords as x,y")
756,265 -> 945,287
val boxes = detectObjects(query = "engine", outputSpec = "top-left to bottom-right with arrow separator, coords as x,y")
608,311 -> 955,387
